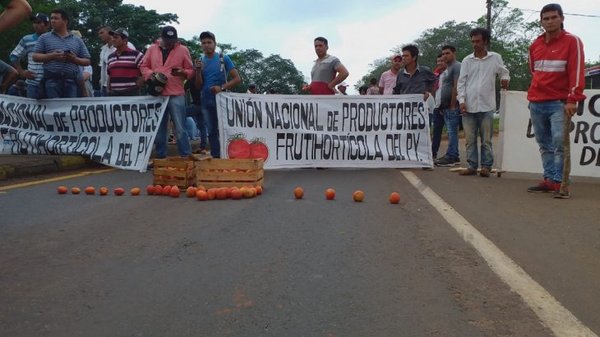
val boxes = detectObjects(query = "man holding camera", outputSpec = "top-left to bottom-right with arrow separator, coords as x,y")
32,8 -> 90,98
140,25 -> 194,159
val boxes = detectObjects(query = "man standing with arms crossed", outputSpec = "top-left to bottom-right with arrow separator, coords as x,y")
526,3 -> 585,199
457,28 -> 510,177
304,37 -> 349,95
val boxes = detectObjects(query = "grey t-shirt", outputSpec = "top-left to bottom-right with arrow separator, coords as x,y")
311,55 -> 342,82
439,60 -> 461,109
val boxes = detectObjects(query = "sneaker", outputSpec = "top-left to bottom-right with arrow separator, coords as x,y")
193,148 -> 209,155
527,179 -> 554,193
459,168 -> 477,176
553,189 -> 570,199
435,156 -> 458,167
479,167 -> 491,178
553,183 -> 570,199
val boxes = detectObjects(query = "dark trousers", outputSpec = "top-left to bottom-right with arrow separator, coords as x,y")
431,108 -> 445,158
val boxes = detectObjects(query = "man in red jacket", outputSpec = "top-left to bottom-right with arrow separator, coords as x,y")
140,26 -> 194,159
526,3 -> 585,199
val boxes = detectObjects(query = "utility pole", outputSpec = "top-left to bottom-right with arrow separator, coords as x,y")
486,0 -> 492,31
486,0 -> 492,47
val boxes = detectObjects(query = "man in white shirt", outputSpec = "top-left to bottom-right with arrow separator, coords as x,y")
457,27 -> 509,177
97,26 -> 113,96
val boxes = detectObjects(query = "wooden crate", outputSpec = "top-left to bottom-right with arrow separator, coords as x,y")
196,158 -> 264,188
153,157 -> 196,188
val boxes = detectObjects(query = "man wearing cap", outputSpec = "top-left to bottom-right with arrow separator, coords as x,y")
32,8 -> 91,98
98,25 -> 136,96
194,31 -> 241,158
246,83 -> 257,94
305,36 -> 349,95
337,82 -> 348,95
378,54 -> 403,95
140,25 -> 194,159
9,13 -> 50,98
107,28 -> 143,96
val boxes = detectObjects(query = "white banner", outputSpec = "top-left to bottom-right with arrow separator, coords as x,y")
217,93 -> 432,169
499,90 -> 600,178
0,94 -> 168,171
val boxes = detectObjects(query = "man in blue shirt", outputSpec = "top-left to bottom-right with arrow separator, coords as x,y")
32,8 -> 90,98
194,31 -> 241,158
10,13 -> 50,98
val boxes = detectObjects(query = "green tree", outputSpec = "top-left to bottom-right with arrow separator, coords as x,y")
356,57 -> 388,91
412,20 -> 475,71
358,0 -> 542,92
249,54 -> 305,94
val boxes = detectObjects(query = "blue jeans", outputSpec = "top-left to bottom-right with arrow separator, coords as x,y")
442,108 -> 461,160
44,78 -> 78,98
529,101 -> 565,183
431,108 -> 445,158
202,99 -> 221,158
186,104 -> 208,149
155,95 -> 191,158
26,84 -> 41,99
462,111 -> 494,169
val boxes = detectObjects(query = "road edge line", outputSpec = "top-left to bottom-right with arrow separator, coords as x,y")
401,170 -> 597,337
0,169 -> 115,192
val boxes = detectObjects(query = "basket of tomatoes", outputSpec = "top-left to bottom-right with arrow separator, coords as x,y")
153,157 -> 197,188
196,158 -> 264,188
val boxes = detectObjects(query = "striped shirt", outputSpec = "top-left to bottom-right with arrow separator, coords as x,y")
34,31 -> 91,77
10,33 -> 44,86
107,47 -> 143,93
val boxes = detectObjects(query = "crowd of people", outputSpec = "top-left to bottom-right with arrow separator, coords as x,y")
297,3 -> 584,198
0,3 -> 586,198
0,6 -> 241,163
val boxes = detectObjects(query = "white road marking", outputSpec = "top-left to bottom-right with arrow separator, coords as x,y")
402,171 -> 597,337
0,169 -> 115,192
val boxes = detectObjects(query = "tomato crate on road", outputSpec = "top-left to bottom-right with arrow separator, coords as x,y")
196,158 -> 264,188
153,157 -> 197,188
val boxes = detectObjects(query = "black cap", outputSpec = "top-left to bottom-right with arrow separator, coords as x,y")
248,83 -> 256,88
161,25 -> 178,42
109,28 -> 129,39
30,13 -> 49,24
199,31 -> 216,42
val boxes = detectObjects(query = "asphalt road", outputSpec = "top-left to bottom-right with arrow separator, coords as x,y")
0,166 -> 598,337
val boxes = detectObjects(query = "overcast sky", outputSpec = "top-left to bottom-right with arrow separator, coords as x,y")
124,0 -> 600,93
